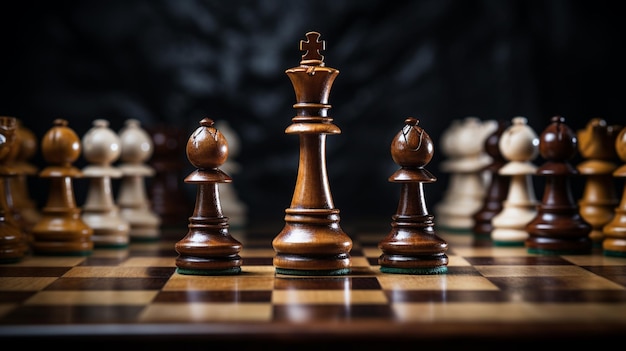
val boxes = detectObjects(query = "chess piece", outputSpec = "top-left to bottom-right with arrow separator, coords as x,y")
8,120 -> 40,234
81,119 -> 130,248
602,125 -> 626,257
175,118 -> 243,275
472,119 -> 510,237
525,116 -> 592,255
31,119 -> 93,256
272,31 -> 353,276
117,119 -> 161,241
0,116 -> 27,262
491,116 -> 539,246
214,120 -> 247,229
577,118 -> 622,247
435,117 -> 496,232
378,117 -> 448,274
148,124 -> 191,228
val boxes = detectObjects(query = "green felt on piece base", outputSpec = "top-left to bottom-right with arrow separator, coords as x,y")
493,241 -> 525,247
381,266 -> 448,275
527,248 -> 591,256
603,249 -> 626,258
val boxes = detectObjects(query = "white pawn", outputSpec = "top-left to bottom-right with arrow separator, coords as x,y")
435,117 -> 496,232
491,116 -> 539,245
214,120 -> 247,229
81,119 -> 130,248
117,119 -> 161,241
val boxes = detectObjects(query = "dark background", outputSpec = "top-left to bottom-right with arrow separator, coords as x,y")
1,0 -> 624,228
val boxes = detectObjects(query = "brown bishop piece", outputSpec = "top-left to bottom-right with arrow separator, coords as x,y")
602,125 -> 626,257
175,118 -> 243,275
378,118 -> 448,274
576,118 -> 622,247
272,31 -> 352,276
525,116 -> 592,255
0,116 -> 27,262
31,119 -> 93,256
472,119 -> 510,238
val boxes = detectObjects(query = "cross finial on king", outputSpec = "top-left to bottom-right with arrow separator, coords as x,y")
300,31 -> 325,65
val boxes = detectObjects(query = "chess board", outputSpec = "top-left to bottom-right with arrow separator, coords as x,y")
1,219 -> 626,347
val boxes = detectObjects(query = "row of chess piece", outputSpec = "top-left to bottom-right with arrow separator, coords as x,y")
433,115 -> 626,257
0,117 -> 166,262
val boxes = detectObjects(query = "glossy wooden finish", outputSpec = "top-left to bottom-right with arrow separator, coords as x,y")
525,116 -> 592,254
30,119 -> 93,256
81,119 -> 129,249
577,118 -> 622,246
116,119 -> 160,241
272,32 -> 352,275
378,117 -> 448,274
603,125 -> 626,256
0,116 -> 27,263
491,116 -> 539,245
472,119 -> 510,236
8,120 -> 40,233
148,124 -> 191,227
174,118 -> 243,275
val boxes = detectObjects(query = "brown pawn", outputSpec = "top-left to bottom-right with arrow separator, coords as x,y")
175,118 -> 243,275
148,124 -> 191,229
272,31 -> 352,276
9,120 -> 40,234
472,119 -> 510,238
0,116 -> 27,262
31,119 -> 93,256
378,118 -> 448,274
525,116 -> 592,255
576,118 -> 622,246
602,126 -> 626,257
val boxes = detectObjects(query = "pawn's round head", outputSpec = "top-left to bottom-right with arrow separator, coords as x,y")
41,119 -> 81,165
119,119 -> 153,163
186,118 -> 229,169
539,116 -> 577,161
499,116 -> 539,162
391,117 -> 434,168
82,119 -> 122,165
16,120 -> 38,162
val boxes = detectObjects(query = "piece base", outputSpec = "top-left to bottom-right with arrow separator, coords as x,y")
94,243 -> 129,250
437,226 -> 473,234
381,265 -> 448,275
176,267 -> 241,276
130,237 -> 160,243
527,248 -> 591,255
493,241 -> 525,247
603,250 -> 626,258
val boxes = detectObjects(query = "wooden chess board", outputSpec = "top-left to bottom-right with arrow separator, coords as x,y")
1,220 -> 626,347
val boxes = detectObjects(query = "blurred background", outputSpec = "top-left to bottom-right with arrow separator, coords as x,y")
1,0 -> 624,228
